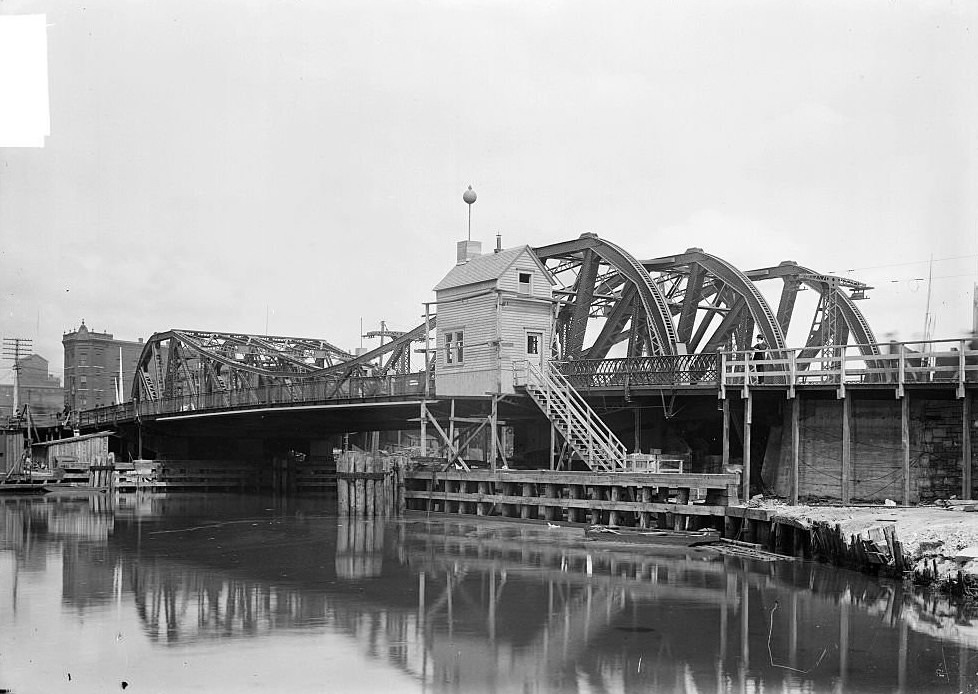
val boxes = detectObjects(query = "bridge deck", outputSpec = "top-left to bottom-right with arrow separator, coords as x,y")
75,339 -> 978,430
561,339 -> 978,397
77,372 -> 432,429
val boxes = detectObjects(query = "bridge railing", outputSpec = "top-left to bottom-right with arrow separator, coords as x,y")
558,354 -> 720,390
75,371 -> 432,427
721,338 -> 978,392
553,339 -> 978,393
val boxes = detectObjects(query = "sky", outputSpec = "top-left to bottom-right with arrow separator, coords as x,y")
1,0 -> 976,382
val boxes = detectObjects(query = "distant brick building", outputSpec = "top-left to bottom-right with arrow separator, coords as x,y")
62,321 -> 144,411
0,354 -> 64,419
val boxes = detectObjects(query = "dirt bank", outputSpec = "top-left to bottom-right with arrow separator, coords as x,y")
764,502 -> 978,586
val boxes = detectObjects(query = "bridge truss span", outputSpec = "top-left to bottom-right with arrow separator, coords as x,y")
99,234 -> 885,424
533,234 -> 878,364
131,323 -> 436,414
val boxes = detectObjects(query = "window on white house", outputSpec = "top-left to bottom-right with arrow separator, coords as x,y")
445,331 -> 464,364
527,333 -> 540,355
518,272 -> 532,295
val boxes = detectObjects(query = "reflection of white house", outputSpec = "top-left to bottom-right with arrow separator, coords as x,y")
432,241 -> 556,397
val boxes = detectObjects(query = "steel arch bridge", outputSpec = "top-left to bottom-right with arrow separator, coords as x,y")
130,326 -> 430,409
536,233 -> 879,362
124,234 -> 880,413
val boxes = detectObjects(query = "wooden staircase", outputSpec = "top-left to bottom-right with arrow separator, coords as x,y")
521,360 -> 627,471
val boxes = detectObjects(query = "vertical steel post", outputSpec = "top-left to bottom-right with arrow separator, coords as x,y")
550,423 -> 556,471
902,394 -> 910,504
897,343 -> 906,398
959,339 -> 967,398
423,303 -> 431,398
490,396 -> 498,472
420,401 -> 427,457
633,407 -> 641,453
448,399 -> 455,461
791,395 -> 800,505
963,394 -> 972,500
743,392 -> 752,503
722,398 -> 730,468
841,396 -> 851,504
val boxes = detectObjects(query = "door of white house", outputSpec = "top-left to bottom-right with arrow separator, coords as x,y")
525,331 -> 544,368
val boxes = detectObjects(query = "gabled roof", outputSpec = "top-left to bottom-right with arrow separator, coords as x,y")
433,245 -> 554,292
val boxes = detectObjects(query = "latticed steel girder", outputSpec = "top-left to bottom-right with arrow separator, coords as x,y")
535,234 -> 881,361
536,234 -> 680,359
643,248 -> 786,353
132,322 -> 434,404
744,262 -> 880,359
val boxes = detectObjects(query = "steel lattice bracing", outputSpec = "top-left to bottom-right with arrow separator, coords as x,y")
536,234 -> 680,358
744,262 -> 881,372
643,248 -> 788,354
132,323 -> 434,407
534,235 -> 879,361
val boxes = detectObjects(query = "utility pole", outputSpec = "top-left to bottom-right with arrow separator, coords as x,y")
3,338 -> 33,417
972,283 -> 977,336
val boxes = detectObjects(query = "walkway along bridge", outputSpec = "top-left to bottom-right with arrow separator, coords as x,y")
69,234 -> 978,510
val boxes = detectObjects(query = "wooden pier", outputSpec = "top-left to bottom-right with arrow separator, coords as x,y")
403,469 -> 742,531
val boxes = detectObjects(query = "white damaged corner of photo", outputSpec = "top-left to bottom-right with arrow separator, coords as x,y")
0,14 -> 50,148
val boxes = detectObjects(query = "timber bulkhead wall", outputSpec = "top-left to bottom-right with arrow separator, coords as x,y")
403,469 -> 740,530
766,392 -> 977,503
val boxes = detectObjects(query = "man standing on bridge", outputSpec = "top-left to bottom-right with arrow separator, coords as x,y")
752,334 -> 769,384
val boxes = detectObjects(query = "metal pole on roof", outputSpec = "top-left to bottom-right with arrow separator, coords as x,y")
463,186 -> 477,241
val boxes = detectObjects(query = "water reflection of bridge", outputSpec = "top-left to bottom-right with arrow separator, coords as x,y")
4,496 -> 975,692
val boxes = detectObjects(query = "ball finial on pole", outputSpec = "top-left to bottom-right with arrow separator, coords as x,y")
463,185 -> 477,241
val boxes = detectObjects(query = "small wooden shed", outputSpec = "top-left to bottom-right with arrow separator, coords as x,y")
0,430 -> 24,474
432,243 -> 555,396
31,431 -> 113,469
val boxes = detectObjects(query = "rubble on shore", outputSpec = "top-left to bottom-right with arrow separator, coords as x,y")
752,497 -> 978,596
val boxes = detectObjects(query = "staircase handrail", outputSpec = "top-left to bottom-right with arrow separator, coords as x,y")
523,360 -> 627,469
542,362 -> 628,461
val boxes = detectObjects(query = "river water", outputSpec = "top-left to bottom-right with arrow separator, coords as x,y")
0,493 -> 976,693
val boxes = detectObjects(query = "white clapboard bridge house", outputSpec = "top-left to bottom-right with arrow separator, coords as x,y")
432,240 -> 556,397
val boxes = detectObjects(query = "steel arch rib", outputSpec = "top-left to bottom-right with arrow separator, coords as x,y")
535,235 -> 679,355
792,265 -> 880,355
695,253 -> 784,350
132,332 -> 168,400
643,250 -> 785,351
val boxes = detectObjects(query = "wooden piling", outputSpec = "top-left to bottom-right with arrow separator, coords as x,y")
336,451 -> 405,517
521,483 -> 532,519
544,483 -> 557,521
354,454 -> 366,516
639,487 -> 651,528
337,454 -> 349,513
608,486 -> 621,526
